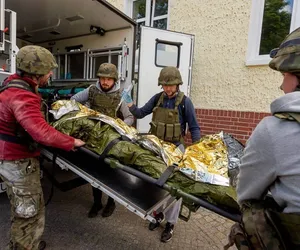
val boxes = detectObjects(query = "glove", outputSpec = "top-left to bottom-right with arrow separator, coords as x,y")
121,90 -> 133,104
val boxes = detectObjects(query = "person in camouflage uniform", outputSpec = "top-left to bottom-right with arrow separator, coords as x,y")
0,45 -> 85,250
71,63 -> 134,218
122,66 -> 200,243
226,27 -> 300,250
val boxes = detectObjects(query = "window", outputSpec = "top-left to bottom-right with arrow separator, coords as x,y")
53,48 -> 123,81
57,55 -> 65,79
152,0 -> 168,29
126,0 -> 169,30
155,40 -> 181,67
111,54 -> 119,67
94,55 -> 109,76
88,48 -> 122,78
127,0 -> 169,50
67,53 -> 85,79
132,0 -> 146,22
246,0 -> 300,66
54,51 -> 86,80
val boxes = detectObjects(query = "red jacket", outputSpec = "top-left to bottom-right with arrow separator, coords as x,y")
0,74 -> 74,160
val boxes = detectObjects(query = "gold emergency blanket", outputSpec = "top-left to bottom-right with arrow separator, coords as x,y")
50,100 -> 239,211
51,100 -> 230,186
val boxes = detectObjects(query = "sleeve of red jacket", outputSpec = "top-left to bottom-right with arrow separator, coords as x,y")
11,90 -> 75,151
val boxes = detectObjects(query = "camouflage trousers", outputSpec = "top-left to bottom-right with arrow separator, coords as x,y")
0,158 -> 45,250
225,202 -> 285,250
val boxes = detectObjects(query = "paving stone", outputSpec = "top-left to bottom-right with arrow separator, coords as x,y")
0,175 -> 237,250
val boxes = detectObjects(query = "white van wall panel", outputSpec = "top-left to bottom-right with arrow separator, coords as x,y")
37,29 -> 131,53
37,28 -> 134,89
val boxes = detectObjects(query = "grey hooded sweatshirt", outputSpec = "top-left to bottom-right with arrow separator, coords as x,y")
237,92 -> 300,213
71,82 -> 134,126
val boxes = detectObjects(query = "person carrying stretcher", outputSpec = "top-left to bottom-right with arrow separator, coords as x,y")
121,66 -> 201,242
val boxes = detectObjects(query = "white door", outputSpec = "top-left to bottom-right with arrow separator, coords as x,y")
136,26 -> 194,133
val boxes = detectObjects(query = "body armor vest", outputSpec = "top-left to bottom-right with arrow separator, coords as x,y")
0,79 -> 34,93
88,85 -> 121,118
150,91 -> 185,143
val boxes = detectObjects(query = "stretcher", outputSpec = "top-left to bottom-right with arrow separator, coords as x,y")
40,146 -> 242,224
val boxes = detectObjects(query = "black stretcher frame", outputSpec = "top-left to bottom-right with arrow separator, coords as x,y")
42,146 -> 241,222
78,147 -> 241,222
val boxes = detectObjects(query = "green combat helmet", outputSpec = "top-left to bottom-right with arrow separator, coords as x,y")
158,66 -> 183,86
16,45 -> 58,75
269,27 -> 300,74
97,63 -> 118,81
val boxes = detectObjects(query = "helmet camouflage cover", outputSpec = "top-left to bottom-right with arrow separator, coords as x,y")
158,66 -> 183,86
16,45 -> 58,75
269,27 -> 300,74
97,63 -> 118,81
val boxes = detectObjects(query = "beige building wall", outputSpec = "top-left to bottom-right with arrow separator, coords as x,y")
106,0 -> 124,12
108,0 -> 282,113
168,0 -> 283,113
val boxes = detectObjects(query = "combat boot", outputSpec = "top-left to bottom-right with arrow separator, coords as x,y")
102,198 -> 116,217
161,222 -> 174,243
88,203 -> 103,218
148,212 -> 164,231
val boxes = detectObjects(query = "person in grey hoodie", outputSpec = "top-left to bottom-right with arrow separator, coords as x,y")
71,63 -> 134,218
237,27 -> 300,214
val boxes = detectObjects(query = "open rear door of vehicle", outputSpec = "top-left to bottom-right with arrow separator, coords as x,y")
137,26 -> 194,133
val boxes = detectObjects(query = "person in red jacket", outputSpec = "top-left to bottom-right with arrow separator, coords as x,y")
0,45 -> 85,250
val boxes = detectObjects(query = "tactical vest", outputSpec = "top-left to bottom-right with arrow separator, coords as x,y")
88,85 -> 121,118
0,79 -> 41,151
150,91 -> 185,143
0,79 -> 35,93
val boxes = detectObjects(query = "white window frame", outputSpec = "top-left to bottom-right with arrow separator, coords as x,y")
88,48 -> 122,79
53,51 -> 87,80
246,0 -> 300,66
150,0 -> 169,29
124,0 -> 169,29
